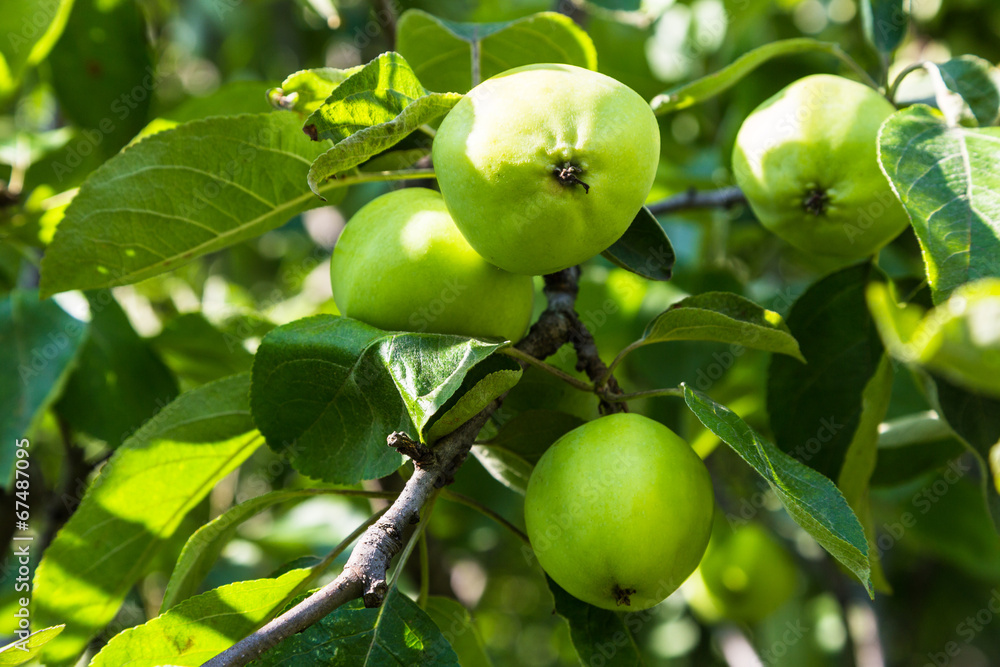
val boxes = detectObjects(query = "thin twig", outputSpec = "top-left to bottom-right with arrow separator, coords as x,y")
204,267 -> 613,667
603,386 -> 684,403
440,489 -> 529,545
500,347 -> 594,392
646,186 -> 747,216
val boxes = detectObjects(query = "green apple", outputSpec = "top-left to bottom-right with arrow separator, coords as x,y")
432,63 -> 660,275
686,521 -> 798,623
524,413 -> 714,611
732,74 -> 909,261
330,188 -> 534,340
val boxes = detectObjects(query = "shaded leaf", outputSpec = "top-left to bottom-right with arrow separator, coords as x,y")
768,263 -> 884,479
253,587 -> 460,666
424,355 -> 522,443
548,578 -> 641,667
871,411 -> 967,487
601,207 -> 675,282
56,291 -> 179,446
860,0 -> 907,55
396,10 -> 597,94
0,289 -> 87,487
151,312 -> 255,387
32,374 -> 262,665
39,112 -> 333,296
424,597 -> 493,667
305,53 -> 460,194
250,315 -> 506,484
877,105 -> 1000,304
90,570 -> 312,666
683,385 -> 872,595
930,56 -> 1000,127
471,445 -> 533,495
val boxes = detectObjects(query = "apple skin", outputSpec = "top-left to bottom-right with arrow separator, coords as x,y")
330,188 -> 534,341
432,63 -> 660,275
524,413 -> 714,611
732,74 -> 909,261
686,522 -> 798,623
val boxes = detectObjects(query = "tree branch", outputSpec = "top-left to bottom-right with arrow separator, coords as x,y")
204,266 -> 621,667
646,186 -> 746,216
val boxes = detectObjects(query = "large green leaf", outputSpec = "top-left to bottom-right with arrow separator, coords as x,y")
627,291 -> 803,361
90,569 -> 312,666
768,264 -> 884,479
47,0 -> 152,154
250,315 -> 506,484
683,385 -> 872,595
32,374 -> 262,666
305,52 -> 460,194
601,207 -> 675,282
878,105 -> 1000,304
396,10 -> 597,94
0,0 -> 75,98
0,289 -> 87,487
253,587 -> 460,666
651,39 -> 871,114
38,112 -> 333,296
0,626 -> 64,665
548,578 -> 641,667
55,291 -> 179,446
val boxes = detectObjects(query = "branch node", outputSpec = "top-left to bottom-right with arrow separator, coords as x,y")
387,431 -> 435,467
363,579 -> 388,608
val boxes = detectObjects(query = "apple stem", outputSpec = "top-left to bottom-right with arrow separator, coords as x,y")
554,162 -> 591,194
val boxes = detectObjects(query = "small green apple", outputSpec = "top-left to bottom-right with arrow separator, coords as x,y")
732,74 -> 909,261
330,188 -> 534,340
686,521 -> 798,623
432,63 -> 660,275
524,413 -> 714,611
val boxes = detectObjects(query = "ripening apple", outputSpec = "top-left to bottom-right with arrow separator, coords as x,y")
685,521 -> 798,623
732,74 -> 909,261
524,413 -> 714,611
330,188 -> 534,340
432,63 -> 660,275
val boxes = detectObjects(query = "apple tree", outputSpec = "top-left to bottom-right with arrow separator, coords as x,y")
1,0 -> 1000,665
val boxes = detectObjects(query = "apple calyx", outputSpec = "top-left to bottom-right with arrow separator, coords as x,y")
802,187 -> 830,216
553,162 -> 591,194
613,584 -> 637,606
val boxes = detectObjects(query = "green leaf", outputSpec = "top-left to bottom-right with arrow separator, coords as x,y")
548,578 -> 641,667
55,291 -> 179,446
601,207 -> 675,282
305,53 -> 461,194
424,355 -> 522,443
90,569 -> 312,666
424,597 -> 493,667
396,10 -> 597,94
930,56 -> 1000,127
32,373 -> 262,666
629,291 -> 803,361
683,385 -> 872,595
250,315 -> 506,484
651,39 -> 867,114
768,264 -> 884,479
269,66 -> 363,115
47,0 -> 152,154
253,587 -> 460,666
162,489 -> 343,610
0,289 -> 87,487
877,105 -> 1000,304
837,355 -> 893,592
472,410 -> 584,493
860,0 -> 907,55
151,312 -> 255,387
0,0 -> 75,98
0,626 -> 65,665
39,112 -> 333,297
